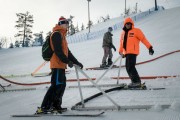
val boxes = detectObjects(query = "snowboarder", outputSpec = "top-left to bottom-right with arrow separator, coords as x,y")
119,17 -> 154,88
36,16 -> 83,114
100,27 -> 116,68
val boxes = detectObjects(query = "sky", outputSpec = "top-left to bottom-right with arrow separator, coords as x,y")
0,0 -> 177,44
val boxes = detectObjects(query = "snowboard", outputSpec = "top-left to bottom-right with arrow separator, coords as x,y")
11,111 -> 105,117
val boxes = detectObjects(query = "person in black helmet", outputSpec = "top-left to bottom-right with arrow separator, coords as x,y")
100,27 -> 116,68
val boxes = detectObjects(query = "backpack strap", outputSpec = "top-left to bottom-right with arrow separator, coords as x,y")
50,31 -> 63,51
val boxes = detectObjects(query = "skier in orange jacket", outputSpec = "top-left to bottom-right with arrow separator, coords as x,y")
36,16 -> 83,114
119,17 -> 154,88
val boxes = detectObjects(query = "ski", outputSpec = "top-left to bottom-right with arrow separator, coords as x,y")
122,87 -> 165,90
86,65 -> 118,70
120,83 -> 165,90
11,111 -> 105,117
68,83 -> 165,90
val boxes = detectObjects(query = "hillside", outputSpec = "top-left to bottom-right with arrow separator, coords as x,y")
0,6 -> 180,120
0,7 -> 180,76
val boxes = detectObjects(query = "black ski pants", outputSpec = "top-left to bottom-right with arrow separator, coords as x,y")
125,54 -> 141,83
41,68 -> 66,109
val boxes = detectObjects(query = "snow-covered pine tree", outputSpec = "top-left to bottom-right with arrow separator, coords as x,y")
15,11 -> 33,47
0,37 -> 7,49
33,31 -> 44,46
75,24 -> 79,33
81,23 -> 85,31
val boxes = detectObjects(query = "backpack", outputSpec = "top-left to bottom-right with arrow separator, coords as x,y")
42,33 -> 54,61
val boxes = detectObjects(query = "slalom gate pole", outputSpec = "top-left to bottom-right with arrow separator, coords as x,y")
117,56 -> 123,85
74,65 -> 120,110
31,61 -> 48,76
96,56 -> 121,84
75,66 -> 85,108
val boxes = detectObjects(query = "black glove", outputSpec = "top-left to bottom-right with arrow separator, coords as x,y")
68,61 -> 73,68
113,46 -> 116,52
149,46 -> 154,55
76,62 -> 83,69
119,52 -> 125,58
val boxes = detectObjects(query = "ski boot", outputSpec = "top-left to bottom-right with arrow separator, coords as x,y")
140,83 -> 147,90
100,62 -> 107,68
35,107 -> 53,114
53,106 -> 67,114
127,82 -> 147,90
107,58 -> 113,67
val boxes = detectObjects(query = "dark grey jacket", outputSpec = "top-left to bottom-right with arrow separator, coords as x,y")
102,32 -> 113,48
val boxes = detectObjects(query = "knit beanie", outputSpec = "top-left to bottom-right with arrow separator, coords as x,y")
58,16 -> 69,25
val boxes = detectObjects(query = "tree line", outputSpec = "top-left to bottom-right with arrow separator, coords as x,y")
0,5 -> 141,49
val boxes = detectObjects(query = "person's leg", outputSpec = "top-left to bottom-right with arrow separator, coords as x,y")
108,48 -> 113,66
36,69 -> 57,114
52,69 -> 67,112
40,85 -> 55,110
101,47 -> 109,67
125,54 -> 141,84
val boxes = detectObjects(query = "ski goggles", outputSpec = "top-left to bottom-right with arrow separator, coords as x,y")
58,20 -> 69,25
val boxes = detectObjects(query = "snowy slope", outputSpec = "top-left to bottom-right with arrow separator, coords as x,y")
0,6 -> 180,120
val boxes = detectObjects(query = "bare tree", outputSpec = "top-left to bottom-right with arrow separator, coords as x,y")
126,7 -> 131,16
98,15 -> 110,23
125,7 -> 131,16
15,11 -> 33,47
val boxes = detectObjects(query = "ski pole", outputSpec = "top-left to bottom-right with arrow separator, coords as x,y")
31,61 -> 48,76
75,65 -> 120,110
75,65 -> 85,108
0,84 -> 5,92
117,56 -> 123,85
96,56 -> 121,84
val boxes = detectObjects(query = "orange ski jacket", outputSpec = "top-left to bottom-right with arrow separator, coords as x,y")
50,25 -> 68,69
119,17 -> 152,55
